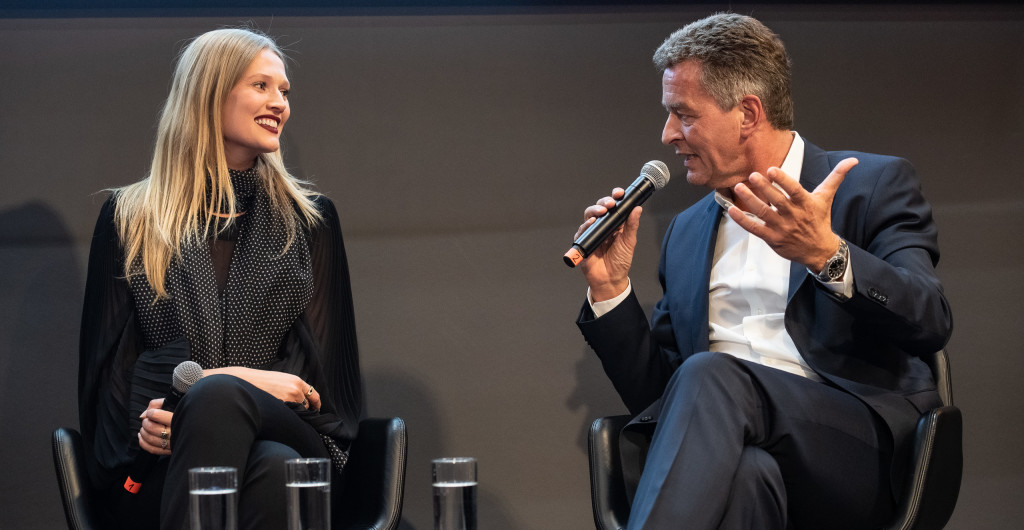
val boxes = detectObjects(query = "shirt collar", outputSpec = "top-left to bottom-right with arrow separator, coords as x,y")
780,131 -> 804,183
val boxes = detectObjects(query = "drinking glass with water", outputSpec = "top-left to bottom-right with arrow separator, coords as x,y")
286,457 -> 331,530
189,467 -> 238,530
432,457 -> 477,530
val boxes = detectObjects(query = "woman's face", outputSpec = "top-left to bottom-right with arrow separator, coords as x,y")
221,48 -> 290,170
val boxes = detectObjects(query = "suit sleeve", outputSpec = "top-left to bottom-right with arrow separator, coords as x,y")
576,217 -> 683,415
832,155 -> 953,353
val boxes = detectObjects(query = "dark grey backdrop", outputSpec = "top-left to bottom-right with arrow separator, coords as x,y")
1,4 -> 1021,528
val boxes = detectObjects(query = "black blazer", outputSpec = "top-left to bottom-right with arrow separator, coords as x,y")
578,139 -> 952,456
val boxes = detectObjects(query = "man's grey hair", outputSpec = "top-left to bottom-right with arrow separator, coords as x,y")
653,13 -> 794,130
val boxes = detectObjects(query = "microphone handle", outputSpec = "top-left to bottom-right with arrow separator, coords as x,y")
162,387 -> 186,413
564,175 -> 655,267
122,387 -> 186,494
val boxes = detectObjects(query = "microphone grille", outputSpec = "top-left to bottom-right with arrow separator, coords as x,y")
172,361 -> 204,393
641,160 -> 671,190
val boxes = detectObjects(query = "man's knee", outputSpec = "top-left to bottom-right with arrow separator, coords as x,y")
667,351 -> 750,397
657,352 -> 763,442
679,351 -> 745,377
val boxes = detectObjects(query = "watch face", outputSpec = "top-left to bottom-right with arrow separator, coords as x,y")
828,257 -> 846,280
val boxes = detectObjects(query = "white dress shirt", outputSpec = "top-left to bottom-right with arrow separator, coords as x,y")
589,132 -> 852,380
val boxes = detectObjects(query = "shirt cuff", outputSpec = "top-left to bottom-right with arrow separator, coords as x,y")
811,258 -> 854,299
587,279 -> 633,318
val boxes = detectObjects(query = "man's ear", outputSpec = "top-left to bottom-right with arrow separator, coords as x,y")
738,94 -> 764,137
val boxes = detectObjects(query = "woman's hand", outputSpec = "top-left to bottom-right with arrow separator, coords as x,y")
139,398 -> 173,456
205,367 -> 321,411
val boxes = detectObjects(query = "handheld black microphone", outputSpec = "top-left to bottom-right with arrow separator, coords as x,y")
123,360 -> 204,494
563,160 -> 670,267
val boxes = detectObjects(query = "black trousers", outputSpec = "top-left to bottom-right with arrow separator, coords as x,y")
627,352 -> 904,530
107,374 -> 330,530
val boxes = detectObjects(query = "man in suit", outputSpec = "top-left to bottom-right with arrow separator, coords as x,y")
573,13 -> 952,529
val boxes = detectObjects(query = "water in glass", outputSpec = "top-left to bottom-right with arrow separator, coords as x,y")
432,481 -> 477,530
189,487 -> 238,530
287,480 -> 331,530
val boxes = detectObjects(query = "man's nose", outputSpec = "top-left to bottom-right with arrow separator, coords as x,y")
661,115 -> 680,145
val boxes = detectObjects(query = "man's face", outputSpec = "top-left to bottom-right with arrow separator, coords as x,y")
661,60 -> 748,191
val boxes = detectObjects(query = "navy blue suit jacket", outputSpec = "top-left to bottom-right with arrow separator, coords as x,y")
578,140 -> 952,461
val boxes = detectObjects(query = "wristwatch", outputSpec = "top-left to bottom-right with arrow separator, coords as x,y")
814,238 -> 849,283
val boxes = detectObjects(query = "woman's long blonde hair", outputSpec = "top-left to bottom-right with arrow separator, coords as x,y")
114,28 -> 321,298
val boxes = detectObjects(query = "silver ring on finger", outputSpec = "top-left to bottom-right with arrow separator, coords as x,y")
161,428 -> 168,440
302,398 -> 308,408
161,438 -> 168,450
307,386 -> 315,396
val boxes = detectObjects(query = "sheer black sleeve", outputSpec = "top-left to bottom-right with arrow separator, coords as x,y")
78,194 -> 142,491
299,195 -> 363,442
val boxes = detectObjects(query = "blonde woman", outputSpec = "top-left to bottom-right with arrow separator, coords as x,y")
79,27 -> 362,529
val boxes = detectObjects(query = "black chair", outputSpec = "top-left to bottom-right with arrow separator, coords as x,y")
53,417 -> 407,530
588,350 -> 962,530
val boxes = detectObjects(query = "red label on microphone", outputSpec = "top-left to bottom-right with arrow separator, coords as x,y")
124,477 -> 142,494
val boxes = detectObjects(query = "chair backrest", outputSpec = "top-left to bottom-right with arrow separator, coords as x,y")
885,349 -> 962,530
588,415 -> 632,530
51,427 -> 112,530
336,417 -> 408,530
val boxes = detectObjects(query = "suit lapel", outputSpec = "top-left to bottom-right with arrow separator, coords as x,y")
685,195 -> 720,354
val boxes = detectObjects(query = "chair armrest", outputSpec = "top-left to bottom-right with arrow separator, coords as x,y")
886,406 -> 963,530
589,415 -> 633,530
336,417 -> 407,530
